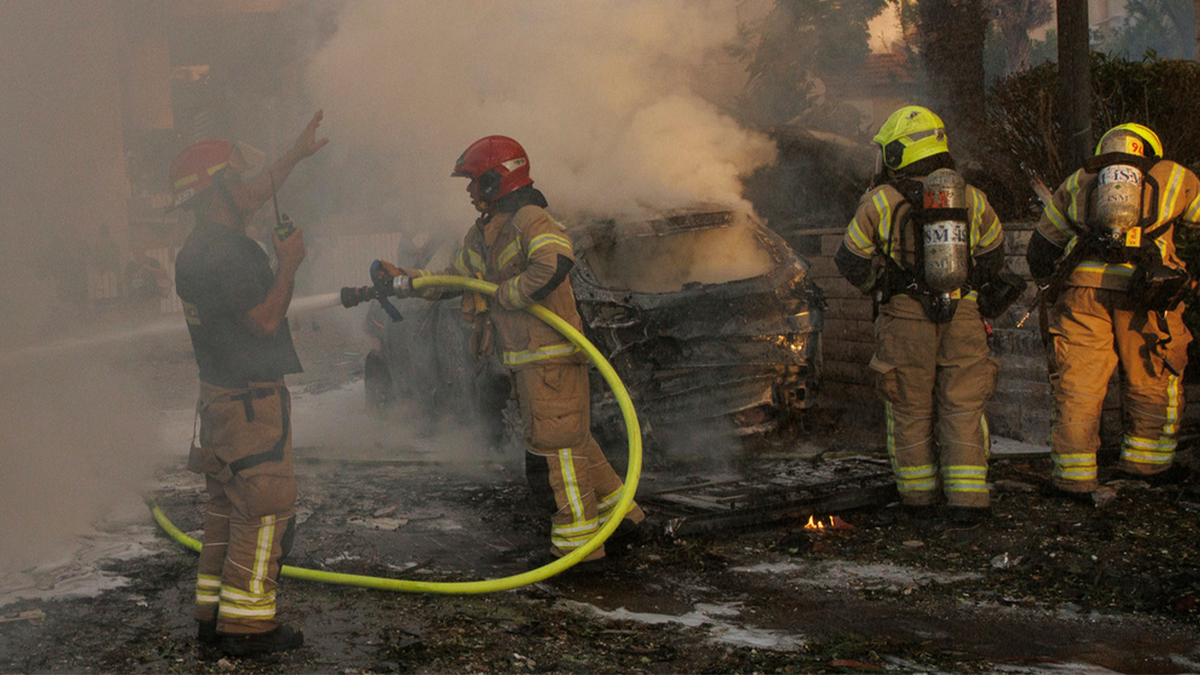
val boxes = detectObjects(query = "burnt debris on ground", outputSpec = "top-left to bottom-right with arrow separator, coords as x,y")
3,321 -> 1200,673
3,430 -> 1200,674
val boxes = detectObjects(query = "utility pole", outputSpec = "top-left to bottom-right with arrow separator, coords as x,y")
1057,0 -> 1092,172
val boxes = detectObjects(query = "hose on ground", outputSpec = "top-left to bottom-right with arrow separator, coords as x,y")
149,274 -> 642,594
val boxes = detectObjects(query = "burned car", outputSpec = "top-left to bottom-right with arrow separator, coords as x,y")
360,234 -> 511,444
361,208 -> 824,457
569,208 -> 824,453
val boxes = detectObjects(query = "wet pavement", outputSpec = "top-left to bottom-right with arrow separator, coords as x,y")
4,317 -> 1200,673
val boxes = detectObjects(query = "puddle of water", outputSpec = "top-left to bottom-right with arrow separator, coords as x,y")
732,559 -> 981,590
348,516 -> 410,530
0,522 -> 168,609
562,599 -> 807,651
883,656 -> 1131,675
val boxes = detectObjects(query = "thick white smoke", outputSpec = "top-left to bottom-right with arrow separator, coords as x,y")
306,1 -> 776,230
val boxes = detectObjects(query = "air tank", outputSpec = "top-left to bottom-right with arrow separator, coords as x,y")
921,168 -> 970,294
1091,131 -> 1145,237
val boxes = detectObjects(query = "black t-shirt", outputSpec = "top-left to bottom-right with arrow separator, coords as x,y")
174,220 -> 302,387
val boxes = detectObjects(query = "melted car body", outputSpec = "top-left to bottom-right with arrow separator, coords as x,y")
363,209 -> 824,457
569,209 -> 824,451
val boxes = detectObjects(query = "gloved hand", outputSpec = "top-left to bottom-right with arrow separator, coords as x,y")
370,259 -> 403,287
370,260 -> 414,299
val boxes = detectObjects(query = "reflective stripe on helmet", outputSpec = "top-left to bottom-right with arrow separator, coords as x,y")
1095,123 -> 1163,159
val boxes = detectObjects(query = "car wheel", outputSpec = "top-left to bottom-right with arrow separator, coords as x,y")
364,351 -> 394,417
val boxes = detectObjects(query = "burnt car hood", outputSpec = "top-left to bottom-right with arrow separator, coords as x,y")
569,209 -> 825,439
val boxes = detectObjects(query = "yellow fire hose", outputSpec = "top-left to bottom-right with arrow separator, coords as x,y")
149,275 -> 642,594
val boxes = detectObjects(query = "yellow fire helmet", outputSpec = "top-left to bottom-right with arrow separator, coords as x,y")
1095,123 -> 1163,159
873,105 -> 950,171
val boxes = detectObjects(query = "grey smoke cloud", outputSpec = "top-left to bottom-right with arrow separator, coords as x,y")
306,1 -> 776,229
0,1 -> 781,575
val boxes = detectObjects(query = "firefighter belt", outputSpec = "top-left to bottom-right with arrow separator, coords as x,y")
870,295 -> 997,508
1046,287 -> 1190,492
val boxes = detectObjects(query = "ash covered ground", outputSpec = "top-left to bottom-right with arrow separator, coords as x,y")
3,310 -> 1200,674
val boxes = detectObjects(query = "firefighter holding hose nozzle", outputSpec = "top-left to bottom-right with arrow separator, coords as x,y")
170,110 -> 328,658
835,105 -> 1016,525
365,135 -> 646,572
1026,123 -> 1200,503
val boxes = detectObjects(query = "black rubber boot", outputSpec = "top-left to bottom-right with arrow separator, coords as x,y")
1040,481 -> 1097,505
898,503 -> 938,523
196,619 -> 221,660
197,619 -> 219,646
1121,464 -> 1193,487
606,518 -> 647,555
219,624 -> 305,658
946,506 -> 992,525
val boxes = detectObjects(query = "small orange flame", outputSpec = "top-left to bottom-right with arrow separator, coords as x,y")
804,515 -> 853,531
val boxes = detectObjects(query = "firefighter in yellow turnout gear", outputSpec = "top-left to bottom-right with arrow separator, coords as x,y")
376,136 -> 645,565
835,106 -> 1008,523
1026,123 -> 1200,497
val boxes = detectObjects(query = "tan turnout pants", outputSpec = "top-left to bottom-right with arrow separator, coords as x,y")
1046,287 -> 1190,492
188,381 -> 297,635
514,362 -> 645,559
870,296 -> 998,508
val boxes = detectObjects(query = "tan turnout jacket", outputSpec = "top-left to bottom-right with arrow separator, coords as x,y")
1035,160 -> 1200,291
408,204 -> 585,370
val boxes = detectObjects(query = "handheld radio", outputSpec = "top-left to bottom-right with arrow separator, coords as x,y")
268,171 -> 295,239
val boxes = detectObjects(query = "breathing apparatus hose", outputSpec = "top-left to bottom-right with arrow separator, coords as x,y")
149,275 -> 642,594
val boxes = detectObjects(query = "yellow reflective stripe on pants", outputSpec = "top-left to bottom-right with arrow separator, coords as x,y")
596,487 -> 622,522
886,401 -> 937,493
550,447 -> 602,551
1167,373 -> 1181,435
196,574 -> 220,606
1120,435 -> 1176,467
552,517 -> 601,550
1146,373 -> 1183,437
557,448 -> 585,522
1052,453 -> 1097,481
890,462 -> 938,493
251,515 -> 276,596
218,585 -> 277,620
943,465 -> 988,493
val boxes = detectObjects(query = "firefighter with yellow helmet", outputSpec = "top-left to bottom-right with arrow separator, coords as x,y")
372,135 -> 646,568
1026,123 -> 1200,500
835,105 -> 1010,524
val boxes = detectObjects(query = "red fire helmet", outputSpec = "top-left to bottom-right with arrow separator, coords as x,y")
451,135 -> 532,201
167,140 -> 234,211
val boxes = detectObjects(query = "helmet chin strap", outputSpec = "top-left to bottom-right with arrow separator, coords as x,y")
214,173 -> 246,230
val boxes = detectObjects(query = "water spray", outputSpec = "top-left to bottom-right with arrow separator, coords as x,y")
151,274 -> 643,594
0,291 -> 347,366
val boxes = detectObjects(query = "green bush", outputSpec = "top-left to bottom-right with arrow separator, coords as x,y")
981,53 -> 1200,219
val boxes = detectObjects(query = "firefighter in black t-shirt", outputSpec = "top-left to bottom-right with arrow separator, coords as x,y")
171,111 -> 327,658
